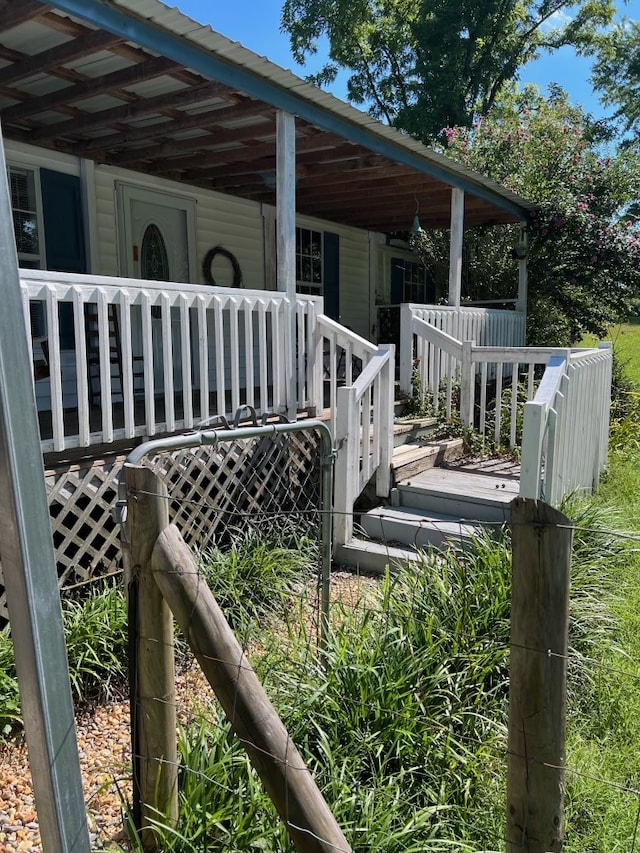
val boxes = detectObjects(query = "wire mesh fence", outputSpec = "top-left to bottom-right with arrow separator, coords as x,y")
1,462 -> 640,851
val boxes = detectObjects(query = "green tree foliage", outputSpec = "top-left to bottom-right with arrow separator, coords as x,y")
413,87 -> 640,344
281,0 -> 615,142
589,19 -> 640,145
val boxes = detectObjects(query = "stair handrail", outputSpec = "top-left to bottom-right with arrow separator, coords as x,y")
399,309 -> 463,394
520,343 -> 612,503
315,314 -> 378,435
333,344 -> 395,549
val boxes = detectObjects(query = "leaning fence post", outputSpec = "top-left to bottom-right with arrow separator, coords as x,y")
507,497 -> 573,853
124,463 -> 178,851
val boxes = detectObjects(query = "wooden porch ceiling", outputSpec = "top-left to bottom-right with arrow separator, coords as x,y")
0,1 -> 536,232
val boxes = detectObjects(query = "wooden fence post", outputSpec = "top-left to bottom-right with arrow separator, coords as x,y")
152,523 -> 353,853
507,497 -> 573,853
124,463 -> 178,851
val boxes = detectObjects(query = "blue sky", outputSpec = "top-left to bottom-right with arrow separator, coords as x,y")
176,0 -> 640,122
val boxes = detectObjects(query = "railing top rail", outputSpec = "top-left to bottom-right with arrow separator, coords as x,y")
349,345 -> 393,404
470,345 -> 559,364
529,351 -> 571,408
569,345 -> 612,363
409,302 -> 525,317
317,313 -> 377,355
411,315 -> 463,358
19,268 -> 323,308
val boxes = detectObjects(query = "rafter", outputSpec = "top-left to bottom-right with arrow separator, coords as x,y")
0,28 -> 123,87
31,79 -> 233,142
0,0 -> 48,31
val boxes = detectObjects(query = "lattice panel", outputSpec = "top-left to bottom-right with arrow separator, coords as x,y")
0,427 -> 325,627
146,431 -> 323,552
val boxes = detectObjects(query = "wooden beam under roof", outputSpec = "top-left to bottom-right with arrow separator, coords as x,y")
0,0 -> 49,31
0,27 -> 123,87
80,98 -> 273,152
179,141 -> 362,182
0,55 -> 182,122
31,79 -> 234,141
147,129 -> 342,174
105,122 -> 277,166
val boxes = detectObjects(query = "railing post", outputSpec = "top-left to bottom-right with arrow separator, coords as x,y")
376,345 -> 395,498
459,339 -> 474,428
333,385 -> 358,548
399,303 -> 413,395
125,463 -> 178,851
519,401 -> 545,499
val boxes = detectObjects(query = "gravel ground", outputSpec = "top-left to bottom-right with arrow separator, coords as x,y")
0,573 -> 379,852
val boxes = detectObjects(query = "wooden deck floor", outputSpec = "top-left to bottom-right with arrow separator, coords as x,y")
397,456 -> 521,507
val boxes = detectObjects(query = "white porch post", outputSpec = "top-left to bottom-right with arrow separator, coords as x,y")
276,110 -> 297,421
448,187 -> 464,308
516,225 -> 529,314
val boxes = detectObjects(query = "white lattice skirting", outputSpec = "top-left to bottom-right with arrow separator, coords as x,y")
0,433 -> 322,627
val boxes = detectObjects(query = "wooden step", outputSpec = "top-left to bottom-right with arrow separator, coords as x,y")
333,538 -> 421,574
358,505 -> 480,551
393,465 -> 518,523
391,438 -> 464,480
392,415 -> 438,447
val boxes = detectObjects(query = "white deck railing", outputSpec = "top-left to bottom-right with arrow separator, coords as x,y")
333,344 -> 395,548
520,345 -> 612,504
22,270 -> 326,453
399,303 -> 525,385
400,307 -> 558,448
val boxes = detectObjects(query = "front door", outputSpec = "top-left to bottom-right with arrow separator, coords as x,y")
118,184 -> 196,282
117,185 -> 197,396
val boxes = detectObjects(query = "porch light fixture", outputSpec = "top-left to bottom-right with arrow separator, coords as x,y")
410,197 -> 424,235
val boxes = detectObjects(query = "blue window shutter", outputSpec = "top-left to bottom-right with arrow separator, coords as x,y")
40,170 -> 87,349
323,231 -> 339,320
390,257 -> 404,304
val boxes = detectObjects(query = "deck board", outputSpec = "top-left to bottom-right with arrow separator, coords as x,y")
397,458 -> 520,504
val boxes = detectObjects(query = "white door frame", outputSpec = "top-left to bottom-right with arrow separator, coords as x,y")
116,182 -> 198,282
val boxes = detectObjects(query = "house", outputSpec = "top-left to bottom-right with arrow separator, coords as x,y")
0,0 -> 611,593
0,0 -> 536,444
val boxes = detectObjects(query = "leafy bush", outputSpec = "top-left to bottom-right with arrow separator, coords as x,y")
198,528 -> 317,630
0,585 -> 129,734
63,586 -> 129,703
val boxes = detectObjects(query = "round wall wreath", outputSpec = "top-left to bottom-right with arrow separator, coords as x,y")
202,245 -> 243,287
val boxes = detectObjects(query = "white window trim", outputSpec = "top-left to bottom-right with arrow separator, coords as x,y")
7,162 -> 46,269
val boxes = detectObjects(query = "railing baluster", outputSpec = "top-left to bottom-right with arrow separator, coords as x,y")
257,300 -> 268,412
510,363 -> 519,447
197,295 -> 209,425
213,296 -> 226,418
229,297 -> 240,414
46,286 -> 65,451
119,290 -> 135,439
243,298 -> 255,410
141,291 -> 155,436
161,293 -> 175,433
179,294 -> 192,429
479,361 -> 488,437
73,288 -> 90,447
494,363 -> 503,446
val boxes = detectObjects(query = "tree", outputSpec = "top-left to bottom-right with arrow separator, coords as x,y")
412,87 -> 640,344
281,0 -> 615,142
589,19 -> 640,146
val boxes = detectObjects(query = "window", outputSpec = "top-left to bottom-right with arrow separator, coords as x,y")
295,226 -> 322,295
9,166 -> 43,269
402,260 -> 428,303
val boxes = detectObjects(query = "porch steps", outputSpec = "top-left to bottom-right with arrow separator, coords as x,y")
336,459 -> 519,574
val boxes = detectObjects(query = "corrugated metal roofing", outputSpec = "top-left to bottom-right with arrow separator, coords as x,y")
0,0 -> 537,232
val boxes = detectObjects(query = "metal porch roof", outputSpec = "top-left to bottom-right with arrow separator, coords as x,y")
0,0 -> 537,231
